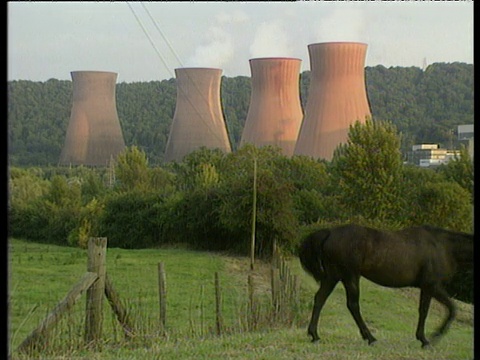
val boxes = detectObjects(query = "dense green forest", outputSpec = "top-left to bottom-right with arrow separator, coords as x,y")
8,62 -> 473,166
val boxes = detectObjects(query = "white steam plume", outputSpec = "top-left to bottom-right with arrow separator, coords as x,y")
188,26 -> 234,68
187,10 -> 248,69
313,7 -> 366,43
249,20 -> 292,59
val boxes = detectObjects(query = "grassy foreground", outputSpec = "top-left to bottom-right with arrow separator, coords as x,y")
8,238 -> 473,359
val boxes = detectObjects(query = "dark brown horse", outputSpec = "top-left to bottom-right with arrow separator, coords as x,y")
298,223 -> 473,347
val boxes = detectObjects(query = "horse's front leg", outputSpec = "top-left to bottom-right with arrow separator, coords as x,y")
308,278 -> 337,342
416,289 -> 432,348
343,277 -> 377,345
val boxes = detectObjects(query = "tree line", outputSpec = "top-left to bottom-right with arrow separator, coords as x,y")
8,120 -> 473,302
8,62 -> 473,167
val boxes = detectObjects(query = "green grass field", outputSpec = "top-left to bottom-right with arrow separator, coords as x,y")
8,238 -> 473,359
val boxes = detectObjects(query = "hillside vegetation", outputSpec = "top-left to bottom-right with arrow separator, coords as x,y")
8,238 -> 473,360
9,120 -> 474,303
8,62 -> 473,166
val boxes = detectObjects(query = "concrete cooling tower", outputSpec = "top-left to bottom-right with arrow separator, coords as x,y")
59,71 -> 126,166
240,58 -> 303,156
294,42 -> 371,160
164,67 -> 232,162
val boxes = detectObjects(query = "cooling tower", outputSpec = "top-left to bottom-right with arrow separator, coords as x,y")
294,42 -> 371,160
164,67 -> 232,162
240,58 -> 303,156
59,71 -> 126,166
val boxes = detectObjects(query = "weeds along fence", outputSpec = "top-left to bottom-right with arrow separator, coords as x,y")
13,238 -> 301,356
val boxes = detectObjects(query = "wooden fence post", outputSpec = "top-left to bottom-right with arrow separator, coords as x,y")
271,268 -> 280,319
292,274 -> 300,307
158,262 -> 167,331
214,272 -> 223,336
247,275 -> 256,331
85,237 -> 107,346
272,239 -> 279,269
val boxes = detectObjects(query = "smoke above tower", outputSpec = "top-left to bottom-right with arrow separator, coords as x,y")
58,71 -> 126,167
240,57 -> 303,156
164,67 -> 232,162
294,42 -> 371,160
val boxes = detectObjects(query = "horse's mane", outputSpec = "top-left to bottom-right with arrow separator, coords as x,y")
419,225 -> 473,244
419,224 -> 472,237
418,225 -> 473,266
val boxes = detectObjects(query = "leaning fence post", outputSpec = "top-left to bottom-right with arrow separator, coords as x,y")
18,272 -> 98,354
85,237 -> 107,346
104,273 -> 134,339
158,262 -> 167,331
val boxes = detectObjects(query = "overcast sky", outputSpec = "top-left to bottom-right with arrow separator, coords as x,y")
8,1 -> 473,83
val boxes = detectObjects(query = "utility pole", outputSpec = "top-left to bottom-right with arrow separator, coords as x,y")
250,156 -> 257,271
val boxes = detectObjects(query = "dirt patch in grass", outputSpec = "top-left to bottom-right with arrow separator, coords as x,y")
223,256 -> 274,298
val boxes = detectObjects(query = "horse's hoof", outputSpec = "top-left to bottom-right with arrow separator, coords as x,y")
428,336 -> 442,347
308,330 -> 320,343
421,342 -> 432,349
368,338 -> 377,346
309,334 -> 320,343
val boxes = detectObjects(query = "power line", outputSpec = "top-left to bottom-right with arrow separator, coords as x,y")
141,2 -> 185,69
125,2 -> 232,153
126,2 -> 174,79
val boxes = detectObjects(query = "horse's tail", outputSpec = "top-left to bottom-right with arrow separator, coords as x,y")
298,228 -> 330,283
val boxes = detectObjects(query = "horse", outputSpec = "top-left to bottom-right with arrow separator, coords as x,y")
298,223 -> 473,348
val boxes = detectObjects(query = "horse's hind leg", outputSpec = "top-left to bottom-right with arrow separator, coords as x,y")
415,289 -> 432,348
308,278 -> 337,342
430,286 -> 456,344
342,277 -> 377,345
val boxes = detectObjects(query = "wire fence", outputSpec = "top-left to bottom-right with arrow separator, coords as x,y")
9,238 -> 303,357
